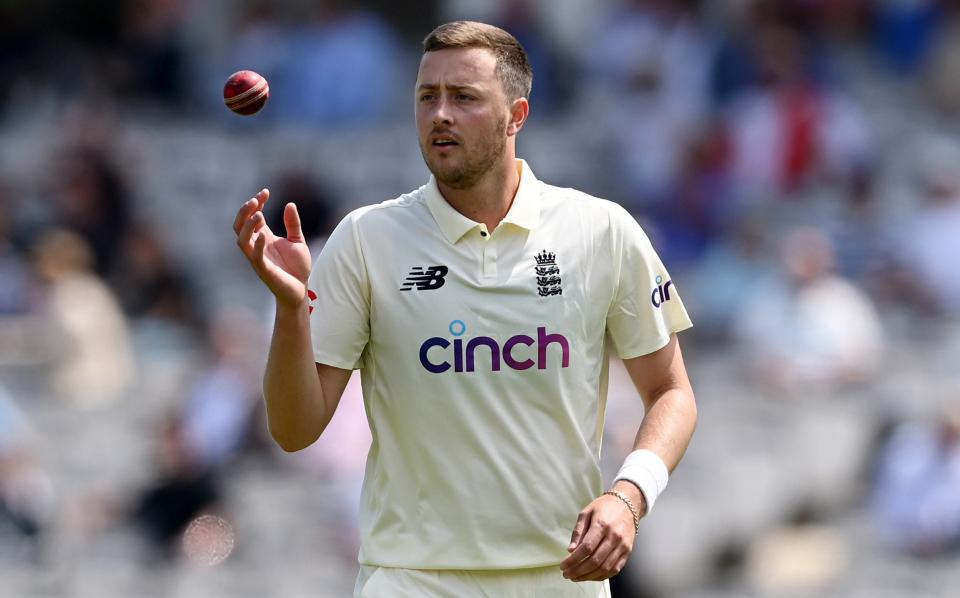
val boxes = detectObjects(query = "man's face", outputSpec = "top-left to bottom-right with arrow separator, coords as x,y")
415,48 -> 511,190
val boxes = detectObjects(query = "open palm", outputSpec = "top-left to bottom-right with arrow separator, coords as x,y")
234,189 -> 313,306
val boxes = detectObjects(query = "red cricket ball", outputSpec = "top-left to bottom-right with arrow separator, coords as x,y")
223,70 -> 269,116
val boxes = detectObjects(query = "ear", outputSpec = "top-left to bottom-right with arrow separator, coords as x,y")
506,97 -> 529,137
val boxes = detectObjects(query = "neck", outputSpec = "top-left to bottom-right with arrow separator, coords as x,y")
437,158 -> 522,232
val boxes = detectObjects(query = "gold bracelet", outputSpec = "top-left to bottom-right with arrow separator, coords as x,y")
603,490 -> 640,534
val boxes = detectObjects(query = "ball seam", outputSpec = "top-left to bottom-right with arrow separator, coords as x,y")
224,78 -> 268,106
226,87 -> 269,111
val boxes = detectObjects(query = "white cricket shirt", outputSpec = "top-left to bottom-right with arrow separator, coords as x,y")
307,159 -> 692,569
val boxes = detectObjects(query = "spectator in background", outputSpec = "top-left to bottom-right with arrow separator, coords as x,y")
723,16 -> 870,200
709,0 -> 763,107
494,0 -> 569,116
0,181 -> 43,370
0,383 -> 55,562
229,0 -> 402,127
66,408 -> 226,567
891,136 -> 960,319
825,166 -> 898,289
114,0 -> 190,108
51,146 -> 133,278
263,170 -> 337,255
178,308 -> 264,471
71,308 -> 258,565
869,406 -> 960,556
588,0 -> 712,205
684,211 -> 777,342
922,16 -> 960,121
732,227 -> 884,393
110,223 -> 206,334
0,2 -> 36,116
0,181 -> 35,316
648,120 -> 735,268
29,229 -> 135,408
874,0 -> 943,76
129,413 -> 222,564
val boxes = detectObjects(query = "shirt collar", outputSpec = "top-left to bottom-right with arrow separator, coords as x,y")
424,159 -> 541,244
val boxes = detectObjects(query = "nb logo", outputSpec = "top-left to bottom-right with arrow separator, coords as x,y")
400,265 -> 448,291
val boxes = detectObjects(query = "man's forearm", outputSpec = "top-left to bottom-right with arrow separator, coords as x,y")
616,386 -> 698,514
263,299 -> 328,452
631,387 -> 697,471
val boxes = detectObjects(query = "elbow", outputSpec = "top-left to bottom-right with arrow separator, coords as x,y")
686,389 -> 698,436
274,436 -> 311,453
689,393 -> 699,431
269,425 -> 321,453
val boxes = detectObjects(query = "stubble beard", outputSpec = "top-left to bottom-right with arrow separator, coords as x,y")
420,120 -> 507,190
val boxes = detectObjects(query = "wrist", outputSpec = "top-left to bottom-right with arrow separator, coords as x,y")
612,479 -> 647,517
602,488 -> 641,534
275,293 -> 311,318
613,449 -> 670,516
274,292 -> 310,313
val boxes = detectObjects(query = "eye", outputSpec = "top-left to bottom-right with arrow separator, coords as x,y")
457,93 -> 475,101
419,93 -> 435,102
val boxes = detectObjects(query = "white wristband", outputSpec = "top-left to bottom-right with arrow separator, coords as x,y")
613,449 -> 669,516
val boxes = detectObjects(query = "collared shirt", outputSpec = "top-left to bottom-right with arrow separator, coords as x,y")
307,159 -> 692,569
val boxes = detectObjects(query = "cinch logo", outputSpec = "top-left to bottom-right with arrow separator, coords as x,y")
651,275 -> 674,308
419,320 -> 570,373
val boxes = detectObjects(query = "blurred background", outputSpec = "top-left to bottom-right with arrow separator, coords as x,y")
0,0 -> 959,596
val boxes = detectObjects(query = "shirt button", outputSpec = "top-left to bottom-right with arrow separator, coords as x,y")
480,231 -> 487,237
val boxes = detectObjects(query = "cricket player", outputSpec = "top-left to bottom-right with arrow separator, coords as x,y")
233,20 -> 697,597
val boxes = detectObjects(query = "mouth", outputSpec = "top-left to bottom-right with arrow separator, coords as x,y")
430,135 -> 460,148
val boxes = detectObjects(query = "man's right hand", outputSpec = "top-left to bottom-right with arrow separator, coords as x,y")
234,189 -> 313,307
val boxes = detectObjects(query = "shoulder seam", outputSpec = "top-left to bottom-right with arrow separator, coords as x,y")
353,189 -> 426,217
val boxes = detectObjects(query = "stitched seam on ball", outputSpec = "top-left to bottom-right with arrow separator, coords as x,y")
225,83 -> 267,107
228,87 -> 268,110
225,78 -> 266,103
225,79 -> 267,105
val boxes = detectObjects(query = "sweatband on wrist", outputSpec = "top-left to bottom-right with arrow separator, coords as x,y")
613,449 -> 669,515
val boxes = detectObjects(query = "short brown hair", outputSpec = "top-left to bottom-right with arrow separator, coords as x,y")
422,21 -> 533,101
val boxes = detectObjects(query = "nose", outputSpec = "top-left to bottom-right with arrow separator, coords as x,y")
432,97 -> 453,126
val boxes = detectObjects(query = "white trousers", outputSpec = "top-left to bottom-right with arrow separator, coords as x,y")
354,565 -> 611,597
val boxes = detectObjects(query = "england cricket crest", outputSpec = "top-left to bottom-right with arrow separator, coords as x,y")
534,250 -> 562,297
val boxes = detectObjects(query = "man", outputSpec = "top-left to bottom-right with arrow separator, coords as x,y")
233,21 -> 697,597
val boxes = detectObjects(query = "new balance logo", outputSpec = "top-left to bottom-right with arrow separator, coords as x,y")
400,265 -> 448,291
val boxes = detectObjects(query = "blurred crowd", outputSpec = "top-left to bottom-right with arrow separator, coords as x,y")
1,1 -> 960,597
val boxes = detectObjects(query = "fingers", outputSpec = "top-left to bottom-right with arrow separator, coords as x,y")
233,188 -> 269,235
284,202 -> 304,243
252,229 -> 268,274
562,498 -> 636,582
608,555 -> 631,581
561,514 -> 603,575
577,540 -> 628,582
236,210 -> 267,257
233,197 -> 255,235
568,510 -> 590,552
564,531 -> 620,581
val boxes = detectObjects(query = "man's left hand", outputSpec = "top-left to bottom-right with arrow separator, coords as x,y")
560,481 -> 645,582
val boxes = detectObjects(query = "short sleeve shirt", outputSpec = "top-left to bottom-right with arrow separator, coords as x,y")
307,160 -> 692,569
